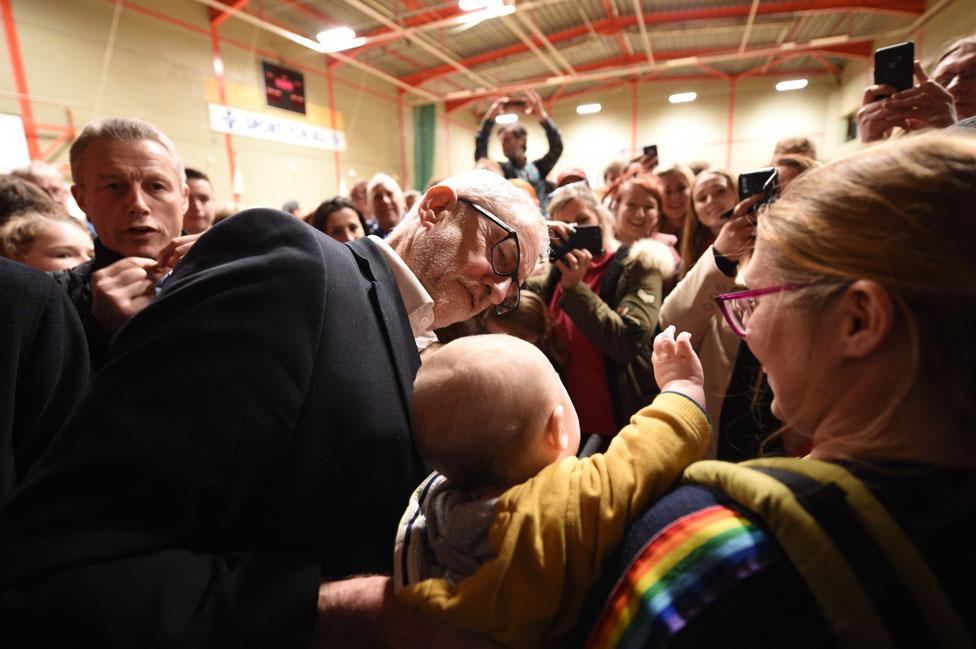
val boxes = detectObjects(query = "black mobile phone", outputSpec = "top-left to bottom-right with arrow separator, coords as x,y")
642,144 -> 658,158
504,98 -> 527,110
874,41 -> 915,95
549,224 -> 604,262
736,167 -> 780,214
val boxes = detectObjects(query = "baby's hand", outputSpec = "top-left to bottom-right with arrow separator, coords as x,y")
652,325 -> 706,408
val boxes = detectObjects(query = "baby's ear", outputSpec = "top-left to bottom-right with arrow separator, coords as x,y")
544,403 -> 571,453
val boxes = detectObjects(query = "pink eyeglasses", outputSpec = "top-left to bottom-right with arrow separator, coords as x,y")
714,283 -> 813,338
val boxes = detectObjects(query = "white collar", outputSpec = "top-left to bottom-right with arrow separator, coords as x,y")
366,235 -> 437,351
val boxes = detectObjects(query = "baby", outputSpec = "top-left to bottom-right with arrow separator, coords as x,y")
394,327 -> 710,648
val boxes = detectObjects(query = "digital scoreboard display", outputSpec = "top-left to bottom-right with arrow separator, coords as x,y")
262,61 -> 306,114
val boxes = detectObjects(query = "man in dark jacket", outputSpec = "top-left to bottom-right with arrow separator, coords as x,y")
0,169 -> 546,648
475,89 -> 563,212
53,117 -> 199,369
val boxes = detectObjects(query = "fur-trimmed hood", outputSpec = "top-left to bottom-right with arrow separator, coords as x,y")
623,236 -> 680,280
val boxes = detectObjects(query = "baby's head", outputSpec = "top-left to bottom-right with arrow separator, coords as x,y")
412,334 -> 580,492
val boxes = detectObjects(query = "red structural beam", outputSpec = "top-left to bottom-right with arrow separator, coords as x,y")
209,19 -> 240,202
209,0 -> 249,28
112,0 -> 399,105
525,41 -> 868,82
1,0 -> 40,159
402,0 -> 919,85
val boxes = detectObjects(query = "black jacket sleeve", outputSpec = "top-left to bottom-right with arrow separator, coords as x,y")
474,118 -> 494,161
0,259 -> 90,507
533,117 -> 564,179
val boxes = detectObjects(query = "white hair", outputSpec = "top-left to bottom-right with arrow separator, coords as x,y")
70,117 -> 186,186
422,169 -> 549,261
366,172 -> 404,200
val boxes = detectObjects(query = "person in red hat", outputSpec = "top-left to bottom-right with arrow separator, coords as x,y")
556,167 -> 588,188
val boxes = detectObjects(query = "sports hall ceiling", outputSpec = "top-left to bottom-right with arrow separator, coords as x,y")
198,1 -> 934,109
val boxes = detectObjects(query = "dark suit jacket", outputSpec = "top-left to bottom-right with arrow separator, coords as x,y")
0,258 -> 91,507
0,209 -> 426,647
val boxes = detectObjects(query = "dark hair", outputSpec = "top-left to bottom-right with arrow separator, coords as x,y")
0,175 -> 60,225
499,124 -> 527,138
311,197 -> 367,234
185,167 -> 210,183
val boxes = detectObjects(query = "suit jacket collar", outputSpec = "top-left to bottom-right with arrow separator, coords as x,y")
346,237 -> 422,410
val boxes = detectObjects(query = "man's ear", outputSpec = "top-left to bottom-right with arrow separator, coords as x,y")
70,185 -> 85,214
544,403 -> 571,453
179,182 -> 189,215
417,184 -> 458,229
837,279 -> 896,359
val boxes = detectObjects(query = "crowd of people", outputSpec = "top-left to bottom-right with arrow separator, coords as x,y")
0,34 -> 974,648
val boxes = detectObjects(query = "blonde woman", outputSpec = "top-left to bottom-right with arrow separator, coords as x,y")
528,182 -> 675,439
581,132 -> 976,647
652,163 -> 695,243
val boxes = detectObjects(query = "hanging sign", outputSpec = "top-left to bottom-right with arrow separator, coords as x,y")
208,103 -> 346,152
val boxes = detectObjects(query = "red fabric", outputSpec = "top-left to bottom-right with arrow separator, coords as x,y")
551,251 -> 618,437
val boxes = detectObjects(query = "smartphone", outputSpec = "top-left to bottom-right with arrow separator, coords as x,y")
874,41 -> 915,95
549,224 -> 604,262
736,167 -> 780,214
642,144 -> 658,158
503,98 -> 527,111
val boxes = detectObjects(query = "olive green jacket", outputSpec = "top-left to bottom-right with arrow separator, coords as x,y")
529,238 -> 677,429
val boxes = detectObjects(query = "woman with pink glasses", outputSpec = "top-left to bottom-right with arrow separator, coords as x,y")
575,132 -> 976,648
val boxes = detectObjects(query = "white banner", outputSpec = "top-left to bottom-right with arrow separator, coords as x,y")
208,103 -> 346,152
0,113 -> 30,173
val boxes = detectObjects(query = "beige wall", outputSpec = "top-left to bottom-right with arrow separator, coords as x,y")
829,0 -> 976,158
3,0 -> 976,208
0,0 -> 409,213
541,75 -> 834,184
466,74 -> 835,187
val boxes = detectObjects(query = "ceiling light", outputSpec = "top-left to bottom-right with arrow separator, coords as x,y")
576,103 -> 601,115
457,0 -> 515,28
776,78 -> 808,92
316,26 -> 365,52
459,0 -> 492,10
495,113 -> 519,124
668,92 -> 697,104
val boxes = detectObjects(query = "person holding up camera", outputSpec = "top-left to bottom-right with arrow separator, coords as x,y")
857,36 -> 975,142
527,182 -> 676,444
475,89 -> 563,212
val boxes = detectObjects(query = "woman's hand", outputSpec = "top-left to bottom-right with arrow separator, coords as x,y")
713,194 -> 759,263
545,219 -> 575,247
555,248 -> 592,289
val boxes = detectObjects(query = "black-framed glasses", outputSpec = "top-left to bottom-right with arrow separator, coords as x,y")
459,198 -> 521,315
